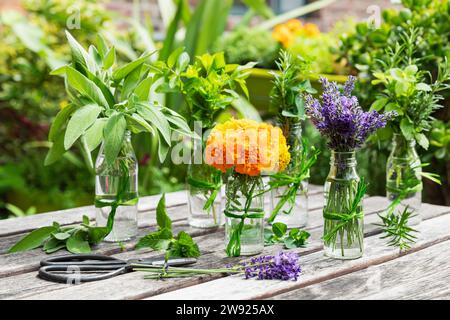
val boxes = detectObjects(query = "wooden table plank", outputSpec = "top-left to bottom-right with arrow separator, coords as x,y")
1,186 -> 448,300
268,238 -> 450,300
0,191 -> 188,237
147,207 -> 450,300
10,199 -> 448,300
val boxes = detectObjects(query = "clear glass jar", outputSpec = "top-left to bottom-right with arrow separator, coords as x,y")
323,151 -> 364,260
224,171 -> 264,256
187,162 -> 223,228
95,131 -> 138,242
270,120 -> 308,228
386,134 -> 422,225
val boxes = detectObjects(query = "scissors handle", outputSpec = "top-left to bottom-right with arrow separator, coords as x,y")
39,254 -> 128,283
40,254 -> 125,267
39,265 -> 127,283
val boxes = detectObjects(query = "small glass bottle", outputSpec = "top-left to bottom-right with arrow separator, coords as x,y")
95,131 -> 138,242
225,171 -> 264,256
270,120 -> 308,228
323,151 -> 363,260
187,162 -> 223,228
386,133 -> 422,225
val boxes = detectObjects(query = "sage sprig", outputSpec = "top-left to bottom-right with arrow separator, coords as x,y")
8,215 -> 108,254
136,194 -> 200,258
47,31 -> 192,167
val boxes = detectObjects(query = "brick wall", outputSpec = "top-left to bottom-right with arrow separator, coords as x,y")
108,0 -> 401,32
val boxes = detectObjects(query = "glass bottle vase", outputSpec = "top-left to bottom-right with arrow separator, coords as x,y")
224,171 -> 264,256
323,151 -> 364,260
95,131 -> 138,242
187,163 -> 223,228
386,133 -> 422,225
270,120 -> 308,228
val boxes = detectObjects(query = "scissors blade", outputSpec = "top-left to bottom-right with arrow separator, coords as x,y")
130,257 -> 197,267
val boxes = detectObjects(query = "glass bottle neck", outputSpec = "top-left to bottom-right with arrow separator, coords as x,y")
330,150 -> 357,167
390,133 -> 418,159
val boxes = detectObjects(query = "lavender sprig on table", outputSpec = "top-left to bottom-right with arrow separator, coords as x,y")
305,76 -> 396,151
133,251 -> 301,281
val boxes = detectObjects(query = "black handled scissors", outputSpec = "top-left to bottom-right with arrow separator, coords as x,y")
38,254 -> 197,283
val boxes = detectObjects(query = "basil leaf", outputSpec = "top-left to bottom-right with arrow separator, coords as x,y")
64,103 -> 102,150
156,194 -> 172,230
87,226 -> 109,245
103,112 -> 126,165
135,228 -> 173,250
66,231 -> 91,253
133,77 -> 153,101
8,226 -> 57,253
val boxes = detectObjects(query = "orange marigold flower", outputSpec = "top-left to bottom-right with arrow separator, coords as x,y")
205,119 -> 290,176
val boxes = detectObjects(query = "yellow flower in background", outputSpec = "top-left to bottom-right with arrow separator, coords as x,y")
272,19 -> 321,48
205,119 -> 290,176
302,23 -> 321,37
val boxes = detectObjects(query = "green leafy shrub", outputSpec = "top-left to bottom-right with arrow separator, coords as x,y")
214,27 -> 280,69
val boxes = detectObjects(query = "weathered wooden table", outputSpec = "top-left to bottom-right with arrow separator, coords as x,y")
1,185 -> 450,300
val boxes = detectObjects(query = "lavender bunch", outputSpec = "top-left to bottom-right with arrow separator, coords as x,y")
133,251 -> 301,281
243,251 -> 301,281
305,76 -> 395,151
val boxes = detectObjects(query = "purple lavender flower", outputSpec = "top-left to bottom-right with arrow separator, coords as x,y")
242,251 -> 301,281
305,76 -> 396,151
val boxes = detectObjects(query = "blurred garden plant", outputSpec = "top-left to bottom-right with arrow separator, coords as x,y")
0,0 -> 113,217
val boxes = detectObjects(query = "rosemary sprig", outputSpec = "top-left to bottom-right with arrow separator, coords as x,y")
376,206 -> 418,251
322,178 -> 366,246
380,163 -> 441,251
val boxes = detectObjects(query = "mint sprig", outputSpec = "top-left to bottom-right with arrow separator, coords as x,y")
136,194 -> 200,258
264,222 -> 310,249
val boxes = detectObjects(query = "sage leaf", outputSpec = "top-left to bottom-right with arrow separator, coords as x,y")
84,118 -> 107,151
8,226 -> 57,253
133,77 -> 153,101
44,134 -> 66,166
64,103 -> 102,150
112,51 -> 155,81
66,66 -> 109,108
66,231 -> 91,253
136,103 -> 171,145
103,47 -> 116,69
48,104 -> 78,142
103,112 -> 126,165
52,232 -> 71,241
400,118 -> 415,141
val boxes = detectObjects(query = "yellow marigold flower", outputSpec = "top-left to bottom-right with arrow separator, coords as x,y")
272,25 -> 295,48
285,19 -> 303,32
302,23 -> 320,37
205,119 -> 290,176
